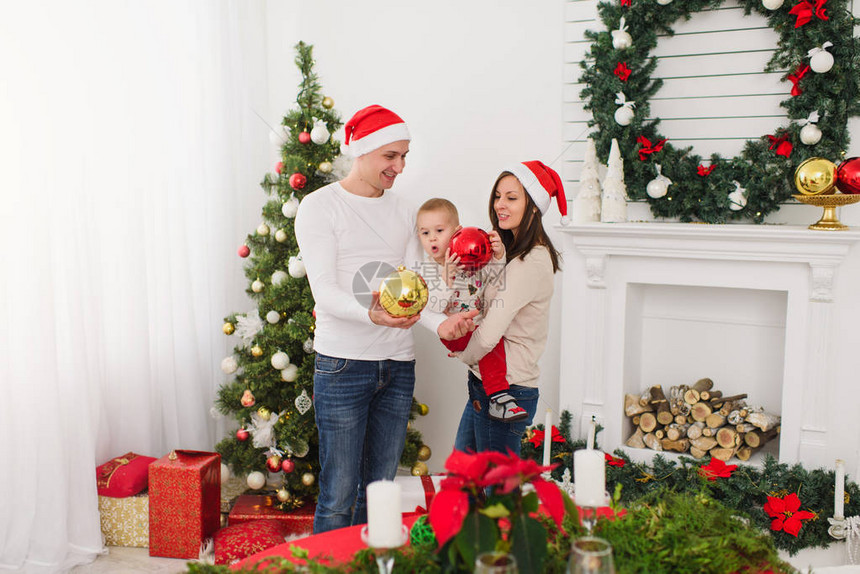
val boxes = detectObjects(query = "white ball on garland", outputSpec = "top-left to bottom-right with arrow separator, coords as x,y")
288,255 -> 306,278
657,0 -> 673,5
800,123 -> 822,145
611,18 -> 632,50
810,47 -> 834,74
220,356 -> 238,374
614,106 -> 634,126
280,363 -> 299,382
251,279 -> 265,293
728,182 -> 748,211
646,178 -> 669,198
271,270 -> 288,286
275,229 -> 288,243
271,351 -> 290,370
281,194 -> 300,218
246,471 -> 266,490
266,310 -> 281,324
762,0 -> 783,9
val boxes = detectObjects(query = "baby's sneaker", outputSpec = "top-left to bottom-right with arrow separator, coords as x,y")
488,393 -> 528,423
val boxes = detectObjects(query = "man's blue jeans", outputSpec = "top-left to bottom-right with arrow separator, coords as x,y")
312,353 -> 415,534
454,371 -> 539,456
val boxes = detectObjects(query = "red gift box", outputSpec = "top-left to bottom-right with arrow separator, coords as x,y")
228,495 -> 314,538
148,450 -> 221,558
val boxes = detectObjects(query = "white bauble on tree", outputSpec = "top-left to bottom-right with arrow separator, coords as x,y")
809,42 -> 834,73
271,270 -> 288,286
256,223 -> 270,236
246,471 -> 266,490
303,338 -> 314,354
220,356 -> 238,374
266,310 -> 281,324
221,463 -> 231,483
611,18 -> 632,50
271,351 -> 290,370
251,279 -> 265,293
281,194 -> 300,218
657,0 -> 673,5
280,363 -> 299,382
310,118 -> 330,145
762,0 -> 784,9
275,229 -> 288,243
288,254 -> 306,278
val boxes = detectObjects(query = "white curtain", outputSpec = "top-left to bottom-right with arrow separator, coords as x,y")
0,1 -> 269,571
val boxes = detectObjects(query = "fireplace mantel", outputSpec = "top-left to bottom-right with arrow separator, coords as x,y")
557,222 -> 860,467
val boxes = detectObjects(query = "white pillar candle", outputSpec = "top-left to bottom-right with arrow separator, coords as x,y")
587,417 -> 596,450
835,459 -> 845,520
574,449 -> 606,507
366,480 -> 403,548
543,409 -> 552,467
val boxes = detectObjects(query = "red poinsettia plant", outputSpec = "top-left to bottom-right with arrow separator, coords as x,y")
763,492 -> 816,537
428,449 -> 569,573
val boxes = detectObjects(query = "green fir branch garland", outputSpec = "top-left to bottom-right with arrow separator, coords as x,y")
580,0 -> 860,223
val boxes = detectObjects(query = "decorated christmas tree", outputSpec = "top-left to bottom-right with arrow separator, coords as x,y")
215,42 -> 430,511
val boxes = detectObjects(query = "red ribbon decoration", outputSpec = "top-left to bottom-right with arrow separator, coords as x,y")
697,164 -> 716,176
789,0 -> 828,27
614,62 -> 632,82
620,0 -> 631,6
787,64 -> 810,96
528,425 -> 566,448
636,135 -> 667,161
767,134 -> 794,158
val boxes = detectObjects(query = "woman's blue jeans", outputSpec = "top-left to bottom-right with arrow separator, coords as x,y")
454,371 -> 539,456
312,353 -> 415,534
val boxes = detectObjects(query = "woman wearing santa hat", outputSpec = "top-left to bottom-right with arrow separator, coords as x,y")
450,160 -> 565,455
295,104 -> 477,534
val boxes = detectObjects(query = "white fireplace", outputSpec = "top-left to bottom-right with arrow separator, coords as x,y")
558,222 -> 860,470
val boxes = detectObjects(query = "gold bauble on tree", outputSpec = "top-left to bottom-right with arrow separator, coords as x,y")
794,157 -> 837,196
318,161 -> 333,174
301,472 -> 315,486
222,322 -> 235,335
322,96 -> 334,109
417,445 -> 431,461
411,461 -> 429,476
378,266 -> 428,317
257,407 -> 271,421
276,488 -> 291,503
418,403 -> 430,416
251,345 -> 263,357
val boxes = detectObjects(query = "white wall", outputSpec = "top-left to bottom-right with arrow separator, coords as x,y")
262,1 -> 565,471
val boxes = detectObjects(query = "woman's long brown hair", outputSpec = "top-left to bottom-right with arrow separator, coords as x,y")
488,171 -> 561,273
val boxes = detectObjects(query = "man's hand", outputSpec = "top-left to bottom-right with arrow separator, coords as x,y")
368,292 -> 421,329
437,308 -> 479,340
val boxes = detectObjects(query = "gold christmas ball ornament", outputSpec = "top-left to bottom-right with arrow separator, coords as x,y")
322,96 -> 334,109
418,403 -> 429,416
301,472 -> 315,486
794,157 -> 837,196
222,322 -> 235,335
411,462 -> 429,476
257,407 -> 271,420
378,266 -> 429,317
318,161 -> 333,174
250,345 -> 263,357
276,488 -> 292,503
417,445 -> 432,461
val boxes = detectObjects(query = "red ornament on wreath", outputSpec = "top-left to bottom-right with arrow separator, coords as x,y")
449,227 -> 493,271
298,131 -> 311,145
836,157 -> 860,194
236,428 -> 250,441
289,173 -> 307,191
281,459 -> 295,473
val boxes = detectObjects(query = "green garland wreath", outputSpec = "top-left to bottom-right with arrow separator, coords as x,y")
580,0 -> 860,223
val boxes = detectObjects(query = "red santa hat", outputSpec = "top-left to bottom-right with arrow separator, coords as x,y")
343,105 -> 411,157
504,160 -> 568,219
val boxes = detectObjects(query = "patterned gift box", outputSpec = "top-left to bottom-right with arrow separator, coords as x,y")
228,495 -> 314,538
149,450 -> 221,558
98,493 -> 149,547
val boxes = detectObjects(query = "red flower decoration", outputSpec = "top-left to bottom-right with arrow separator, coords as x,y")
528,425 -> 566,448
697,164 -> 716,177
620,0 -> 631,6
789,0 -> 828,27
636,135 -> 667,161
698,458 -> 737,481
614,62 -> 632,82
428,489 -> 470,546
763,493 -> 815,537
767,134 -> 793,158
605,453 -> 625,467
787,64 -> 810,97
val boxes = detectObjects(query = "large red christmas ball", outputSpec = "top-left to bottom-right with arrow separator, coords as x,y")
289,173 -> 307,191
266,455 -> 282,473
836,157 -> 860,194
298,131 -> 311,144
236,428 -> 250,441
449,227 -> 493,270
238,245 -> 250,258
281,459 -> 295,473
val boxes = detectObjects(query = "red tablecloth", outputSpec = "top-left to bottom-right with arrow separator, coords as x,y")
231,515 -> 422,570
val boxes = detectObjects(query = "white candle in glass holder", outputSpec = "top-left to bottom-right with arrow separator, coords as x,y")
366,480 -> 403,548
574,449 -> 606,507
835,459 -> 845,520
543,409 -> 552,467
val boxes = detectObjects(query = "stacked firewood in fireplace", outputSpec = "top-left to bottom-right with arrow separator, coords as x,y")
624,378 -> 781,462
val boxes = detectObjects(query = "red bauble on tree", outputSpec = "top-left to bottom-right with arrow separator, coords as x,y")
449,227 -> 493,270
836,157 -> 860,194
237,245 -> 250,258
275,161 -> 283,174
298,131 -> 311,144
281,459 -> 295,473
236,428 -> 250,441
289,173 -> 307,191
266,455 -> 282,473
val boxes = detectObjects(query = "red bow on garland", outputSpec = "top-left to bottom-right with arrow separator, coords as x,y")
767,134 -> 793,158
620,0 -> 631,6
787,64 -> 811,96
789,0 -> 828,27
614,62 -> 632,82
636,135 -> 667,161
528,425 -> 566,448
697,164 -> 716,176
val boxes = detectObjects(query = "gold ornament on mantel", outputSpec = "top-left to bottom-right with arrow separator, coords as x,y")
378,266 -> 429,318
411,461 -> 429,476
792,193 -> 860,230
794,157 -> 837,196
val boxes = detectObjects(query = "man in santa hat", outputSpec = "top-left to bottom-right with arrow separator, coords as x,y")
295,104 -> 477,534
